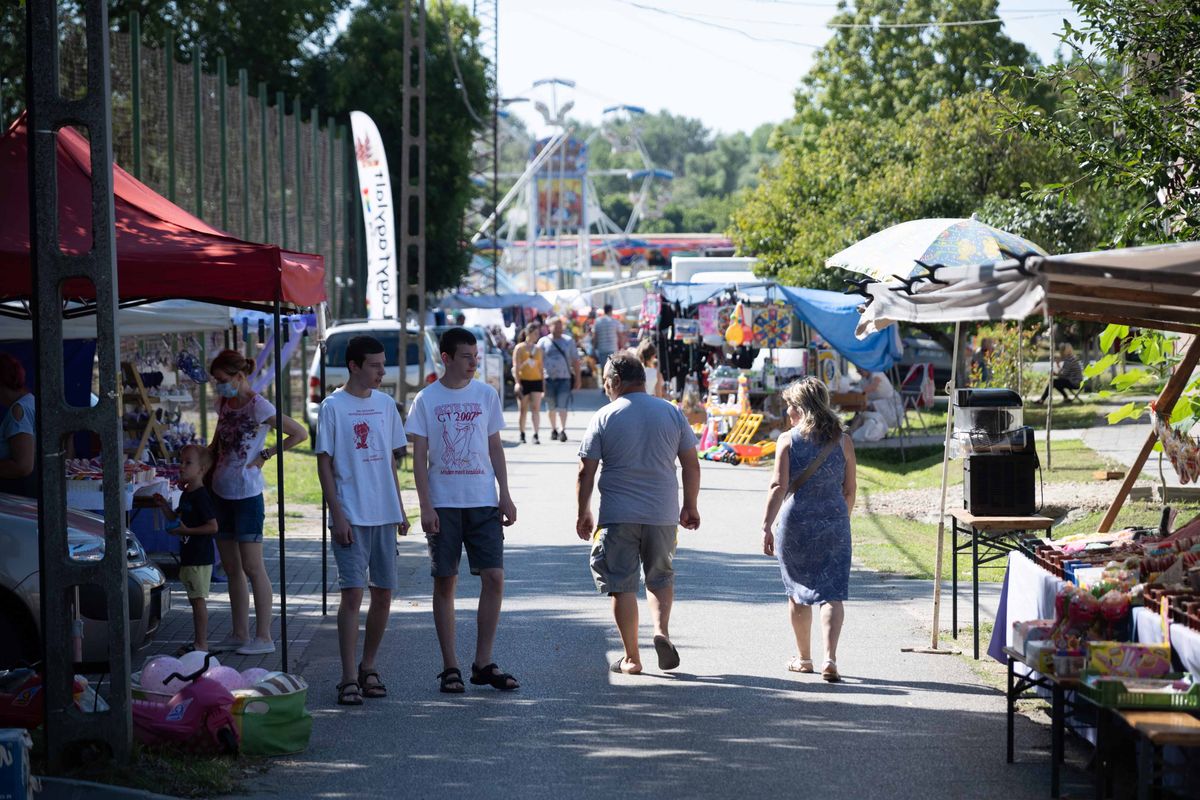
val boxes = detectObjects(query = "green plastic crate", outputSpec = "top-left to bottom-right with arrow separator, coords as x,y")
1080,673 -> 1200,710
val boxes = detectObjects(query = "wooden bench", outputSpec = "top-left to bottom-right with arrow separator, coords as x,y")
1090,703 -> 1200,798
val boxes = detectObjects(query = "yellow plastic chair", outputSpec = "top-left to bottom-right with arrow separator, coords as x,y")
724,413 -> 763,446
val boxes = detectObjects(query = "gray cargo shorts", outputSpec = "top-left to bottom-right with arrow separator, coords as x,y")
589,523 -> 677,594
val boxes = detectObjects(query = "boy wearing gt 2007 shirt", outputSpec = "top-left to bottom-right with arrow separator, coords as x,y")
408,327 -> 519,695
153,444 -> 218,655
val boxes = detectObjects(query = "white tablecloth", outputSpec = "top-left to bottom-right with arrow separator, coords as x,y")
66,478 -> 173,513
1131,607 -> 1200,680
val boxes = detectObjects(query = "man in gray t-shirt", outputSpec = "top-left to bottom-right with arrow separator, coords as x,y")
577,353 -> 700,676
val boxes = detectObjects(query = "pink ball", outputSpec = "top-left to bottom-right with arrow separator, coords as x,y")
201,665 -> 246,691
141,656 -> 185,694
240,667 -> 270,685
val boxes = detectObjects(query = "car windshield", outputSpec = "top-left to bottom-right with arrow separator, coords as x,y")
325,332 -> 423,368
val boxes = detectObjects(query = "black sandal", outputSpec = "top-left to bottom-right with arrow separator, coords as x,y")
336,681 -> 363,706
438,667 -> 465,694
470,662 -> 519,691
357,665 -> 387,699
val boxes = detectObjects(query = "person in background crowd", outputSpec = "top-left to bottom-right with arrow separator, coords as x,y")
512,323 -> 546,444
1034,343 -> 1084,405
208,349 -> 308,656
0,353 -> 36,497
592,303 -> 626,368
636,339 -> 665,399
576,353 -> 701,675
454,313 -> 467,327
760,378 -> 856,683
538,317 -> 581,442
316,335 -> 410,706
408,327 -> 519,694
970,337 -> 995,384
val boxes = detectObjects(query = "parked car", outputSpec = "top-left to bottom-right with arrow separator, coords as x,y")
898,335 -> 953,394
306,320 -> 442,436
0,493 -> 168,670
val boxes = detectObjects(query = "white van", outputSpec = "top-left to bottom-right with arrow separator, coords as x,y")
306,320 -> 442,435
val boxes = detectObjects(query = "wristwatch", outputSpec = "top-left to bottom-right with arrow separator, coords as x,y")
260,449 -> 273,462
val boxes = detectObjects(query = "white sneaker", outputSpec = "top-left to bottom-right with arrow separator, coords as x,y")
213,636 -> 248,652
236,638 -> 276,655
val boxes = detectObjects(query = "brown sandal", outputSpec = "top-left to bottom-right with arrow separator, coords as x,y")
337,681 -> 363,706
357,665 -> 387,699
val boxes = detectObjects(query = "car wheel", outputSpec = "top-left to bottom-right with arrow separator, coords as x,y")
0,604 -> 38,670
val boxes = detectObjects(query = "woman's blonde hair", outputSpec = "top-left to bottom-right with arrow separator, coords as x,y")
781,377 -> 843,444
1059,343 -> 1074,358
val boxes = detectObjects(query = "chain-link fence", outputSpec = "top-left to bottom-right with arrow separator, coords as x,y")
57,19 -> 353,315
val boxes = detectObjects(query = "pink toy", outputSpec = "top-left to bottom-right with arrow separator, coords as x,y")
240,667 -> 270,685
132,652 -> 239,753
179,649 -> 217,676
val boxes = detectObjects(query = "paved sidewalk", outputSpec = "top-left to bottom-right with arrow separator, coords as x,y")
226,391 -> 1090,800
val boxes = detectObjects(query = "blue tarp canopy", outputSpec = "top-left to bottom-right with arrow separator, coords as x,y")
440,292 -> 553,313
657,281 -> 901,373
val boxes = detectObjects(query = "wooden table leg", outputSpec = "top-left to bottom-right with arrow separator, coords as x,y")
1136,737 -> 1153,800
1094,706 -> 1106,800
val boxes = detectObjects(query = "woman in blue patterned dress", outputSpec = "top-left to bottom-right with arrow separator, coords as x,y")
760,378 -> 857,682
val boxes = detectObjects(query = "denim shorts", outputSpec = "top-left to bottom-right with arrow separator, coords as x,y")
214,493 -> 265,543
545,377 -> 572,411
332,524 -> 398,591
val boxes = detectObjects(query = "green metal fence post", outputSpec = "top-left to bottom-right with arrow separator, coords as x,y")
259,82 -> 269,242
294,97 -> 304,252
218,55 -> 229,231
239,69 -> 250,237
278,91 -> 288,249
166,30 -> 176,202
192,44 -> 203,219
130,11 -> 141,179
330,120 -> 339,317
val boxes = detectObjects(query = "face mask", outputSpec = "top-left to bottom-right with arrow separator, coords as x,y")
216,381 -> 239,398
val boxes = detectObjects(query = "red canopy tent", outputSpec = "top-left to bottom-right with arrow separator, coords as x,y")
0,114 -> 325,308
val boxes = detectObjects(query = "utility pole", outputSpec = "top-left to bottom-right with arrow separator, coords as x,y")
400,0 -> 428,410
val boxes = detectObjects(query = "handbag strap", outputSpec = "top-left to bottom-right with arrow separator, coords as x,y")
787,433 -> 842,496
549,338 -> 575,374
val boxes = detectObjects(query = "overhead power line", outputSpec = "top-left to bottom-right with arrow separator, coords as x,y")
609,0 -> 824,47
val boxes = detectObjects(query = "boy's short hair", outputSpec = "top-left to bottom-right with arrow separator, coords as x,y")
346,335 -> 385,369
439,327 -> 477,357
180,443 -> 212,468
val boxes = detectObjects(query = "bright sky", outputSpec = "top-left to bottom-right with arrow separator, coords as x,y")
496,0 -> 1081,137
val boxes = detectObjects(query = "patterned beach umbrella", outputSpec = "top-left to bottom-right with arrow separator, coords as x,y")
825,218 -> 1047,283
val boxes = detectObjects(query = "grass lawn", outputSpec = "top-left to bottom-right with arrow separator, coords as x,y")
902,399 -> 1109,433
855,438 -> 1118,494
853,439 -> 1135,582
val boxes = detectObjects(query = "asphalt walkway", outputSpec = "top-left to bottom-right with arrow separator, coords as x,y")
225,389 -> 1087,800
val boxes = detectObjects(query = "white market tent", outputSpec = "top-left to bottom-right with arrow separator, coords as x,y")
0,299 -> 232,339
852,241 -> 1200,649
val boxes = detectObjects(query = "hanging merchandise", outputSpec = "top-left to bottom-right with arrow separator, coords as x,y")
717,305 -> 733,337
1150,402 -> 1200,484
818,350 -> 838,385
640,293 -> 662,329
725,301 -> 748,346
674,318 -> 700,343
752,302 -> 793,348
698,305 -> 720,337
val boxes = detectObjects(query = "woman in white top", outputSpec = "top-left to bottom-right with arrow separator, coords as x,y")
636,339 -> 665,399
208,349 -> 307,655
0,353 -> 36,497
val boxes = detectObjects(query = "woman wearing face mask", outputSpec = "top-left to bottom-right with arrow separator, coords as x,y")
208,349 -> 307,655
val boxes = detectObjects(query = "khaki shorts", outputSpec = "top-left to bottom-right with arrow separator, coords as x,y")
179,564 -> 212,601
590,523 -> 677,594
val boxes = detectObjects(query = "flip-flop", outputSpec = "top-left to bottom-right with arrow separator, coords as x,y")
653,635 -> 680,670
609,658 -> 641,675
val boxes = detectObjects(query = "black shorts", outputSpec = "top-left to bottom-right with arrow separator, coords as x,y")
428,506 -> 504,577
518,379 -> 544,395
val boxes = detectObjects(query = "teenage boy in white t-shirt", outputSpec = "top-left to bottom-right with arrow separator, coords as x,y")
316,336 -> 410,706
408,327 -> 519,694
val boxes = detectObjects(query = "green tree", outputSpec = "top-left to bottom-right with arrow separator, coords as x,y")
731,92 -> 1077,288
1000,0 -> 1200,244
312,0 -> 488,294
791,0 -> 1046,144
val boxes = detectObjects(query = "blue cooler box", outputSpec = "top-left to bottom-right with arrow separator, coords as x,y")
0,728 -> 33,800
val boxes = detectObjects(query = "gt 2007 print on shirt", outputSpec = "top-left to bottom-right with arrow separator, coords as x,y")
436,403 -> 486,475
